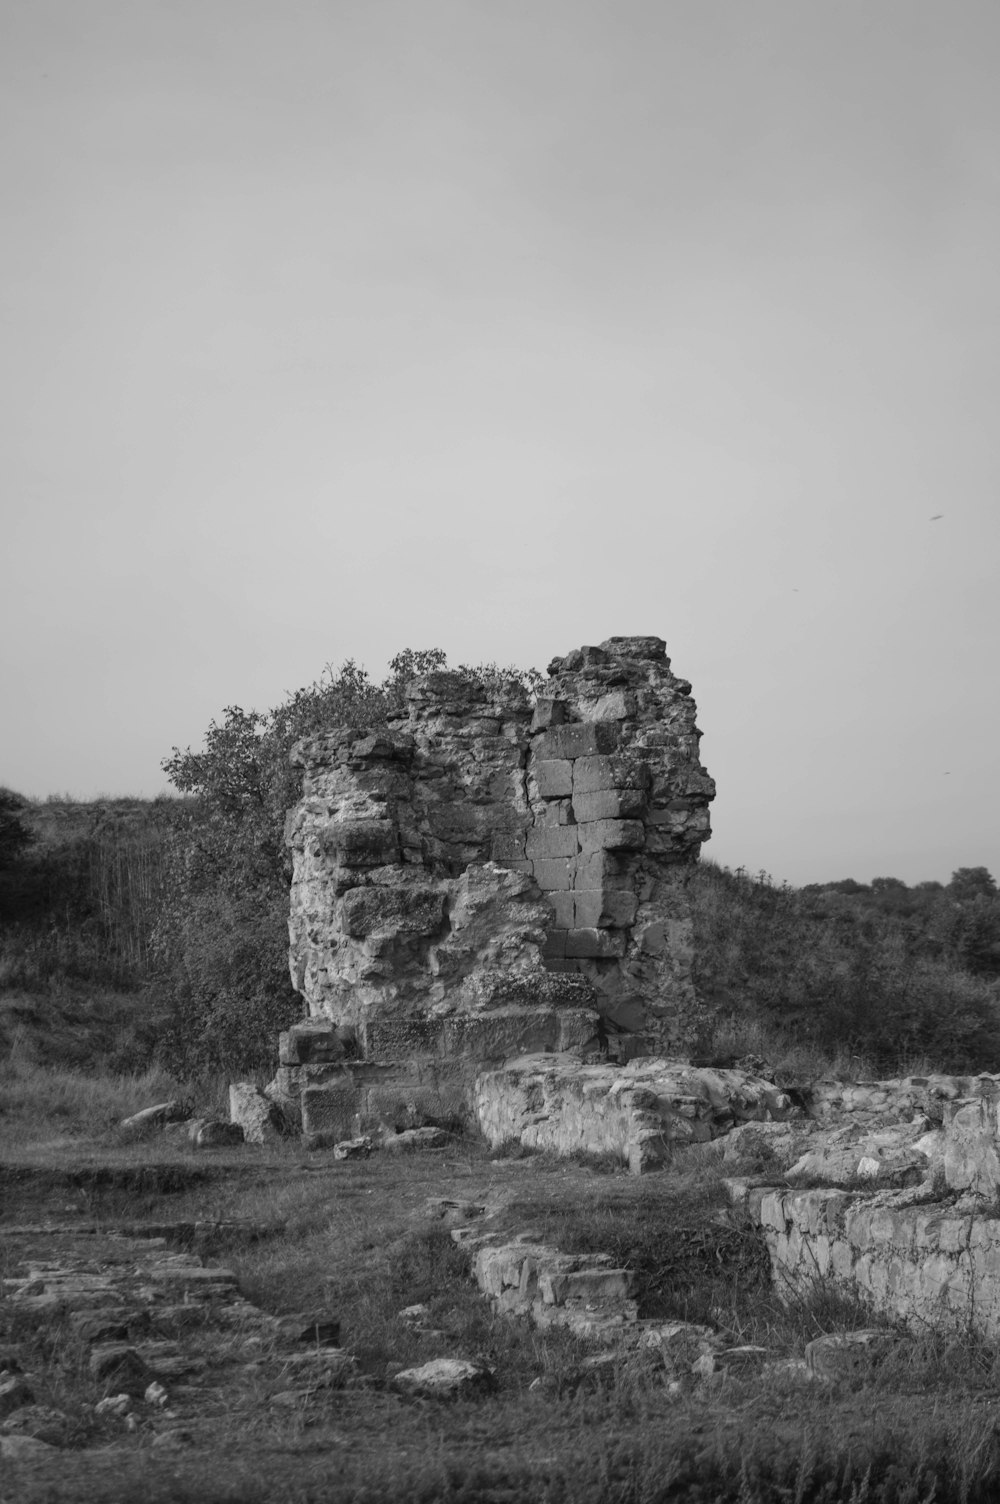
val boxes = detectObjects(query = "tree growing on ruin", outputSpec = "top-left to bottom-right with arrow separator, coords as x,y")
155,651 -> 539,1072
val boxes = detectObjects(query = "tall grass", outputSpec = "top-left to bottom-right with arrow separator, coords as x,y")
0,1042 -> 202,1145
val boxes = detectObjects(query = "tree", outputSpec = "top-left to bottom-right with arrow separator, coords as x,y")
0,787 -> 33,869
156,650 -> 539,1073
949,867 -> 998,903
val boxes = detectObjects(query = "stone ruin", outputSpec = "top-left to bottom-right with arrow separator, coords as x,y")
241,630 -> 1000,1343
270,635 -> 716,1147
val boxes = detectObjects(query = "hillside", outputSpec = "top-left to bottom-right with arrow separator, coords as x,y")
1,786 -> 998,1080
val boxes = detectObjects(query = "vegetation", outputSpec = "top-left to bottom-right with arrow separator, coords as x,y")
0,652 -> 539,1078
155,650 -> 538,1075
5,1143 -> 1000,1503
5,657 -> 1000,1501
1,789 -> 998,1084
691,860 -> 1000,1075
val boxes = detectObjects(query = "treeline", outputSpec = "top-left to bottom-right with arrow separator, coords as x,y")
2,652 -> 998,1079
691,862 -> 1000,1073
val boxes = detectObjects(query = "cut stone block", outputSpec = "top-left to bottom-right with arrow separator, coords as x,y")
572,788 -> 647,823
530,698 -> 567,731
576,819 -> 645,853
365,1078 -> 465,1131
535,798 -> 574,828
444,1010 -> 563,1061
533,759 -> 574,798
278,1023 -> 345,1067
575,690 -> 636,722
301,1084 -> 359,1147
490,831 -> 527,861
573,755 -> 652,794
574,851 -> 632,889
542,929 -> 567,959
545,891 -> 575,929
539,1267 -> 635,1305
362,1016 -> 446,1059
533,858 -> 575,891
526,826 -> 579,860
572,890 -> 638,929
534,723 -> 621,761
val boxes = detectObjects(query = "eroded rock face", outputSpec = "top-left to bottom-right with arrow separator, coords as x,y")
284,637 -> 715,1099
475,1053 -> 801,1173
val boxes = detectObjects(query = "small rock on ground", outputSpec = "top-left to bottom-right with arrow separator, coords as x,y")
0,1433 -> 59,1460
391,1358 -> 493,1399
805,1329 -> 904,1381
1,1405 -> 70,1445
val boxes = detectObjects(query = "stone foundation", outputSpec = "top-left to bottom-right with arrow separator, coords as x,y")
474,1052 -> 798,1174
726,1072 -> 1000,1339
747,1185 -> 1000,1337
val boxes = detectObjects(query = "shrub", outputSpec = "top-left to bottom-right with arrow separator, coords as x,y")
691,862 -> 1000,1074
155,652 -> 540,1075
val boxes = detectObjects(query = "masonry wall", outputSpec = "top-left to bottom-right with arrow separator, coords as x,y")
283,635 -> 715,1089
753,1185 -> 1000,1338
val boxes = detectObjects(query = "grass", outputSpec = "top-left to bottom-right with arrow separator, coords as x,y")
6,1100 -> 1000,1502
0,1045 -> 231,1151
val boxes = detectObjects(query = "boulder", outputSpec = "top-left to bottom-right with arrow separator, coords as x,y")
382,1127 -> 450,1152
229,1083 -> 285,1145
805,1329 -> 905,1382
194,1120 -> 245,1149
333,1137 -> 372,1161
391,1358 -> 493,1398
119,1101 -> 186,1135
0,1406 -> 69,1445
0,1434 -> 58,1460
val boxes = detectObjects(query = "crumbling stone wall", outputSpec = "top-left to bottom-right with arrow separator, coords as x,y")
278,636 -> 715,1141
525,637 -> 715,1046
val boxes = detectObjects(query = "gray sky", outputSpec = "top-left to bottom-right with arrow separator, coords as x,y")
2,0 -> 998,887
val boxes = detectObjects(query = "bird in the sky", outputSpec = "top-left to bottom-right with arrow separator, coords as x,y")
930,514 -> 943,521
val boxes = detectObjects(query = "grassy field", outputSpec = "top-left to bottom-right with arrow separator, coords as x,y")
4,1073 -> 1000,1504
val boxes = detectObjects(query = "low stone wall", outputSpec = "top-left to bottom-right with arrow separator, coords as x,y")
743,1183 -> 1000,1338
724,1072 -> 1000,1339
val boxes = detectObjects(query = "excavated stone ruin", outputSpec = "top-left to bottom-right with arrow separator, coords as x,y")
259,633 -> 1000,1341
272,635 -> 716,1145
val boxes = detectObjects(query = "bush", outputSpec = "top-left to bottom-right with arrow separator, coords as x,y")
691,862 -> 1000,1074
155,652 -> 540,1075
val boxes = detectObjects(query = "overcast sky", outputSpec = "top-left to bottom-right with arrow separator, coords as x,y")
2,0 -> 998,887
